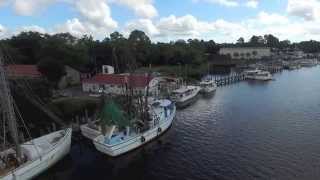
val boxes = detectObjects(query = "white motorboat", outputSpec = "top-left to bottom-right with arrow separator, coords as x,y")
171,85 -> 201,108
244,69 -> 273,81
93,99 -> 176,157
299,59 -> 318,67
200,79 -> 217,94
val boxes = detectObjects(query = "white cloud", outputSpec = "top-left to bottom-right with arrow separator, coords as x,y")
255,11 -> 289,25
0,24 -> 9,38
18,25 -> 46,34
13,0 -> 57,16
156,15 -> 215,37
55,18 -> 116,39
74,0 -> 117,29
51,0 -> 118,38
110,0 -> 157,19
55,18 -> 88,37
0,0 -> 9,7
287,0 -> 320,21
193,0 -> 238,7
245,0 -> 258,8
125,19 -> 159,36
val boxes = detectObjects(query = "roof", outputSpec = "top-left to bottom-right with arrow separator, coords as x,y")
5,65 -> 42,78
82,73 -> 154,88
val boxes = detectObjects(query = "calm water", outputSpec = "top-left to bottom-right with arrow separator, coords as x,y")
38,66 -> 320,180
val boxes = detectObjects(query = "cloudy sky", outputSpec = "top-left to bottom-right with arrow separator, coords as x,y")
0,0 -> 320,42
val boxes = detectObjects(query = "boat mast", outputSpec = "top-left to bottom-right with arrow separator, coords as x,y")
0,52 -> 21,159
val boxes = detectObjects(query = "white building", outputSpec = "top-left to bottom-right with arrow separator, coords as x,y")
82,73 -> 161,96
219,47 -> 271,60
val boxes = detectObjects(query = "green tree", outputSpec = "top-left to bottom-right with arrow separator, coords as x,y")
264,34 -> 280,48
37,57 -> 66,87
129,30 -> 151,66
237,37 -> 245,44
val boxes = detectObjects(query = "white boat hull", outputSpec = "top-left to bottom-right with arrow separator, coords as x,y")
93,107 -> 176,157
174,86 -> 201,108
2,128 -> 72,180
80,124 -> 101,140
245,75 -> 273,81
200,87 -> 216,94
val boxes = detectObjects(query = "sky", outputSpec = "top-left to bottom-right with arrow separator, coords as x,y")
0,0 -> 320,43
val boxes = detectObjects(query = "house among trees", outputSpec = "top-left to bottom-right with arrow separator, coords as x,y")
58,65 -> 82,89
82,73 -> 161,96
219,47 -> 271,60
5,65 -> 42,79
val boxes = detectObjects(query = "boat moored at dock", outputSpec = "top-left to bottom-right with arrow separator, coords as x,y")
93,99 -> 176,157
200,79 -> 217,94
171,85 -> 201,108
244,70 -> 273,81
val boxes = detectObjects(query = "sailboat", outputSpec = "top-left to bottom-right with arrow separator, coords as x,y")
0,53 -> 72,180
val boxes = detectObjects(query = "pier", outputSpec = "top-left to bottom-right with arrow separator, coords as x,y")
261,66 -> 283,73
214,73 -> 246,87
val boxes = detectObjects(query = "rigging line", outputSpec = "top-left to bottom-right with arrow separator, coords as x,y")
13,100 -> 32,142
13,100 -> 42,158
2,112 -> 6,150
1,50 -> 47,108
0,43 -> 46,106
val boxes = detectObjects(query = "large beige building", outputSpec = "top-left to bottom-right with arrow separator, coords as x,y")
219,47 -> 271,60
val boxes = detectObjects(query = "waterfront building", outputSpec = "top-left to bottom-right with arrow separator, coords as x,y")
82,73 -> 161,96
219,47 -> 271,60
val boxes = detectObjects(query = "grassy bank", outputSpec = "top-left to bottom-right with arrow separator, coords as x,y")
49,96 -> 99,118
136,63 -> 209,81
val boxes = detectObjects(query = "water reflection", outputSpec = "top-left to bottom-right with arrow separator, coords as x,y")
39,66 -> 320,180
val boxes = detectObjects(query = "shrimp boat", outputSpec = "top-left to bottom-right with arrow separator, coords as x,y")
171,85 -> 201,108
199,79 -> 217,94
93,98 -> 176,157
244,69 -> 273,81
0,54 -> 72,180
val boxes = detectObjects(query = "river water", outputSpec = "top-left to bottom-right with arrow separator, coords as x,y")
37,66 -> 320,180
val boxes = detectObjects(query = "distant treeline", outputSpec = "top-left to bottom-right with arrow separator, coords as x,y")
1,30 -> 320,81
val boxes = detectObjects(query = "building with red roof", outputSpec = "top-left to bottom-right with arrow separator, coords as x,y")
5,65 -> 42,79
82,73 -> 161,95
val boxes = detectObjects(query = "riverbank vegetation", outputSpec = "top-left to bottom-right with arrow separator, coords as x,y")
1,30 -> 320,83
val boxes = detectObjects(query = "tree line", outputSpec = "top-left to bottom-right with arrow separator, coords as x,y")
1,30 -> 320,82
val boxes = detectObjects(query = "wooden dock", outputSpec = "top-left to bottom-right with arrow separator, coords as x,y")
261,66 -> 283,73
214,74 -> 246,87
